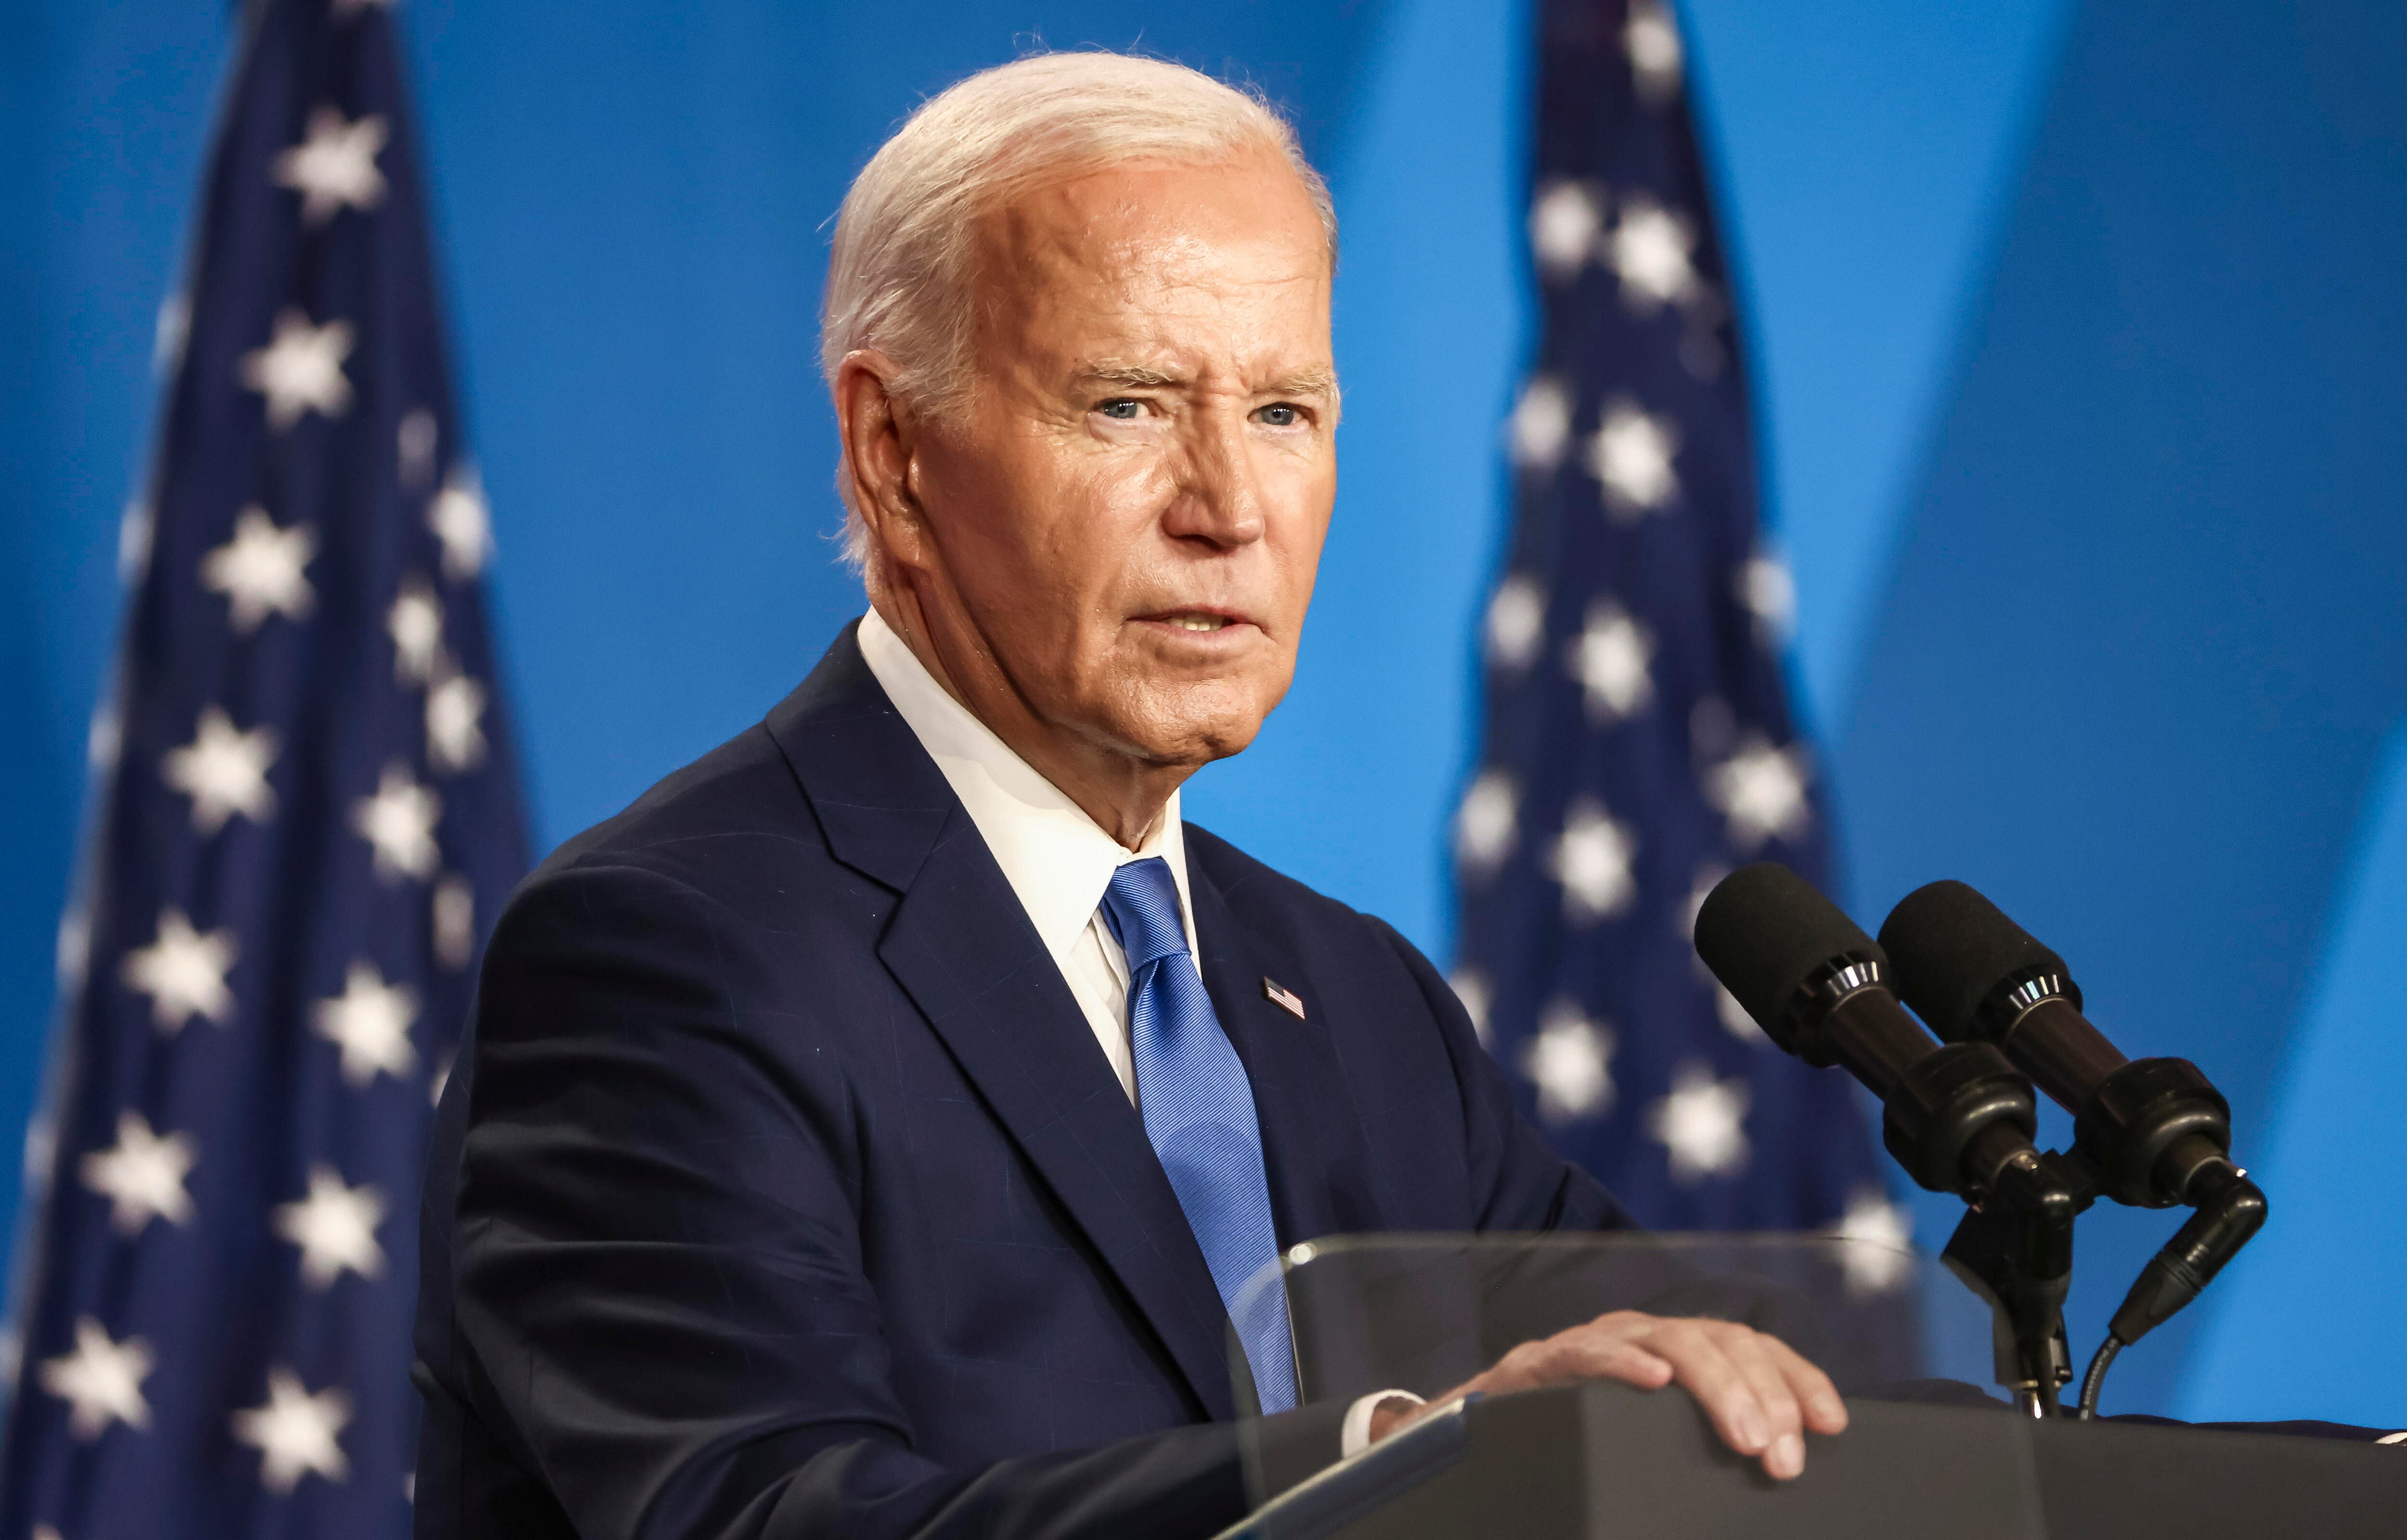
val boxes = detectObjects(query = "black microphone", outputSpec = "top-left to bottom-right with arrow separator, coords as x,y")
1877,881 -> 2239,1211
1876,881 -> 2266,1365
1694,864 -> 2043,1201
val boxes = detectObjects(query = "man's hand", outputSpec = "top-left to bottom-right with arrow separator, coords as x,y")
1368,1311 -> 1847,1480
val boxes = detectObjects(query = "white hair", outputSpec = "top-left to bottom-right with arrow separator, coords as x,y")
820,51 -> 1337,566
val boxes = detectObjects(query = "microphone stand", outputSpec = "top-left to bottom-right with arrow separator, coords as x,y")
1939,1142 -> 2097,1418
1914,1103 -> 2261,1422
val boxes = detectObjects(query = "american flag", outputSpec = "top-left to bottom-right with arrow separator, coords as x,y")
0,2 -> 528,1535
1452,0 -> 1890,1239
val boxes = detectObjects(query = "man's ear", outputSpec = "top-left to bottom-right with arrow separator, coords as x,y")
834,349 -> 929,570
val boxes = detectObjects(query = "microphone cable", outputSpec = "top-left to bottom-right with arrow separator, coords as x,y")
2077,1158 -> 2267,1419
2076,1336 -> 2122,1420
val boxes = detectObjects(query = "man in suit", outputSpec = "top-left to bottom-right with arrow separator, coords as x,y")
412,51 -> 1848,1540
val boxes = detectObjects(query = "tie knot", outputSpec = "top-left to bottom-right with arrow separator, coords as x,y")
1100,857 -> 1190,972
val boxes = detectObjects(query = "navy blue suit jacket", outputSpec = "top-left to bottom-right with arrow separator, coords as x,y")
413,626 -> 1631,1539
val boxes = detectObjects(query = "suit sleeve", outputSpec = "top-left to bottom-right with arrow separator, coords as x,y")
1366,917 -> 1635,1234
436,860 -> 1343,1540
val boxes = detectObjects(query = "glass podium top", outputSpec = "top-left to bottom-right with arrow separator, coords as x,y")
1230,1232 -> 1982,1415
1225,1233 -> 2043,1533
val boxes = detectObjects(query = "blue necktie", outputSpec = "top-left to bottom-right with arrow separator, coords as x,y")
1101,857 -> 1298,1414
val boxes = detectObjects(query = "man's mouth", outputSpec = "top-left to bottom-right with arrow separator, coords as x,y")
1145,609 -> 1244,634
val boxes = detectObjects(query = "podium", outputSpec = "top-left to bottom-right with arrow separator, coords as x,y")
1225,1380 -> 2407,1540
1216,1234 -> 2405,1539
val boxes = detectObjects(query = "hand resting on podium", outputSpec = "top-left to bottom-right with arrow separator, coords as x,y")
1367,1309 -> 1850,1480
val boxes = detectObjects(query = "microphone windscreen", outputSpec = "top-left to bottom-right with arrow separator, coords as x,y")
1877,880 -> 2072,1042
1693,863 -> 1882,1034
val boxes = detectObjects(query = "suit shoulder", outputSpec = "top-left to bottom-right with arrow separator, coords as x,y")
520,718 -> 828,903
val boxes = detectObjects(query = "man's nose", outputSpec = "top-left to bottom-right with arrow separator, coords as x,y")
1161,409 -> 1269,549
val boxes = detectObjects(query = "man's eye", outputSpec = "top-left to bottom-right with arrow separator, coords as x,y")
1256,403 -> 1301,427
1097,398 -> 1143,421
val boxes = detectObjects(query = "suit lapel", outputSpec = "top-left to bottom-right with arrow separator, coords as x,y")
1184,844 -> 1388,1250
765,627 -> 1239,1418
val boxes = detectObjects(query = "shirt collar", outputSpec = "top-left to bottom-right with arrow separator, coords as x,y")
855,609 -> 1197,965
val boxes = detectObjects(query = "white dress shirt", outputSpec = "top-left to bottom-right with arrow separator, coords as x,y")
859,609 -> 1414,1452
858,608 -> 1198,1103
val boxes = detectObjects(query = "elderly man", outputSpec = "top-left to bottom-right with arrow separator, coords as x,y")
412,52 -> 1845,1540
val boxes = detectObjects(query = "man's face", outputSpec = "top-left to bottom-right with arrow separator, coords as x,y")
902,149 -> 1337,775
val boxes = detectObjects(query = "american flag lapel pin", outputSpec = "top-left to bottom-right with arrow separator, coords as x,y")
1262,977 -> 1306,1020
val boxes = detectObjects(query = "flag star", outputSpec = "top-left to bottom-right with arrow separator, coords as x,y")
1455,769 -> 1520,879
88,701 -> 120,771
1740,550 -> 1796,642
122,907 -> 238,1032
162,707 -> 279,834
1449,968 -> 1492,1048
273,1166 -> 388,1287
1624,0 -> 1685,103
272,106 -> 388,226
56,909 -> 90,993
79,1111 -> 196,1235
202,507 -> 317,632
241,309 -> 354,430
426,672 -> 489,773
119,498 -> 154,584
432,874 -> 476,970
388,578 -> 447,684
1705,738 -> 1813,850
24,1112 -> 57,1194
353,763 -> 442,881
1585,400 -> 1681,515
1509,374 -> 1574,471
429,466 -> 492,580
154,292 -> 190,379
1529,180 -> 1604,283
1828,1188 -> 1915,1296
1521,1002 -> 1616,1125
1648,1063 -> 1750,1181
1549,799 -> 1637,923
1605,197 -> 1699,309
232,1368 -> 352,1493
1570,603 -> 1655,721
313,962 -> 420,1088
38,1318 -> 154,1440
1485,575 -> 1546,671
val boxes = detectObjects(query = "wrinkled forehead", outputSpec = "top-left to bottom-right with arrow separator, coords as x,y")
966,153 -> 1335,380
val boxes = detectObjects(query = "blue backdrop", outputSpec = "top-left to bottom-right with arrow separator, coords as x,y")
5,0 -> 2401,1424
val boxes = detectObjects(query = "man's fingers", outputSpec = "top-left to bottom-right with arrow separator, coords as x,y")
1466,1332 -> 1669,1399
1640,1322 -> 1772,1460
1713,1329 -> 1810,1478
1463,1314 -> 1844,1484
1763,1334 -> 1849,1434
1580,1308 -> 1656,1337
1561,1335 -> 1674,1391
